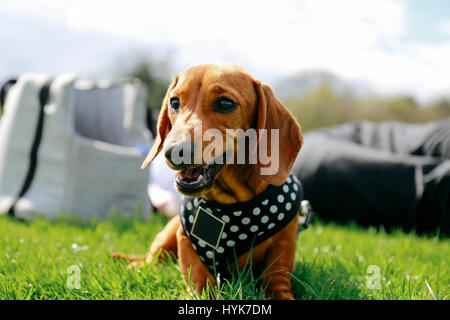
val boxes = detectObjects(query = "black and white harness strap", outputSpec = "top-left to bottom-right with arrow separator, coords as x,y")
179,174 -> 303,273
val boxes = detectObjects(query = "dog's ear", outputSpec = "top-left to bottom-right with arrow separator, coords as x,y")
141,75 -> 178,169
252,81 -> 303,185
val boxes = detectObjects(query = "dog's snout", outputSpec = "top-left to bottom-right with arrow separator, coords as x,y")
164,141 -> 195,168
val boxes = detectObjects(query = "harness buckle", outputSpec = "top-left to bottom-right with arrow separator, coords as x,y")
299,200 -> 313,229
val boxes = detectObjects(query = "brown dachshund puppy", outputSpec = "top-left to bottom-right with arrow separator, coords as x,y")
115,64 -> 303,300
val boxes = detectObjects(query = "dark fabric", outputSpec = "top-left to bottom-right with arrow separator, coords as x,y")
0,79 -> 17,112
293,119 -> 450,236
146,108 -> 158,139
7,80 -> 52,217
179,174 -> 303,274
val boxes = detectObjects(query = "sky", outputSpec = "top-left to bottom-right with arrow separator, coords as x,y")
1,0 -> 450,102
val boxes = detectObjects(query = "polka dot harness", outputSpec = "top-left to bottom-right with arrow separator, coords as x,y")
179,174 -> 303,274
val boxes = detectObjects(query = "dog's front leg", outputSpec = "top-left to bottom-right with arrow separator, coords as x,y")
176,226 -> 216,297
261,213 -> 299,300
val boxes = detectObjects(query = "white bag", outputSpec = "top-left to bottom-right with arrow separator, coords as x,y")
0,73 -> 152,220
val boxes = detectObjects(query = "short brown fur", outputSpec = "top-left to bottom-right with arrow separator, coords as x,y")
115,64 -> 303,300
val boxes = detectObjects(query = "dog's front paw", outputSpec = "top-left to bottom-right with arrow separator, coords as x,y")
266,289 -> 294,300
112,252 -> 151,269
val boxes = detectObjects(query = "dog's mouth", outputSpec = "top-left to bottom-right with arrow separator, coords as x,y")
175,154 -> 226,195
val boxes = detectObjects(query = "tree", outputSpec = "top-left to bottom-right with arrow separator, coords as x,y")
125,58 -> 171,110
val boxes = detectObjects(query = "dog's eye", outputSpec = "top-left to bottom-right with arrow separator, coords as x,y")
214,97 -> 237,113
169,97 -> 180,111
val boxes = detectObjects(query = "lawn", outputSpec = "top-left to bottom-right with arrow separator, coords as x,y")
0,212 -> 448,300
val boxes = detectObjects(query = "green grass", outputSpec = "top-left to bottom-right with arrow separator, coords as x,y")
0,212 -> 448,300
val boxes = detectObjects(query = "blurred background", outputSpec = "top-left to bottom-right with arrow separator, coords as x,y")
0,0 -> 450,131
1,0 -> 449,131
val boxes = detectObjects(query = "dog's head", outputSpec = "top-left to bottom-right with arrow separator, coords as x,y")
142,64 -> 303,197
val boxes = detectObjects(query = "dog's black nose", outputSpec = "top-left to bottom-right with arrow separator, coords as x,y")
164,141 -> 195,167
